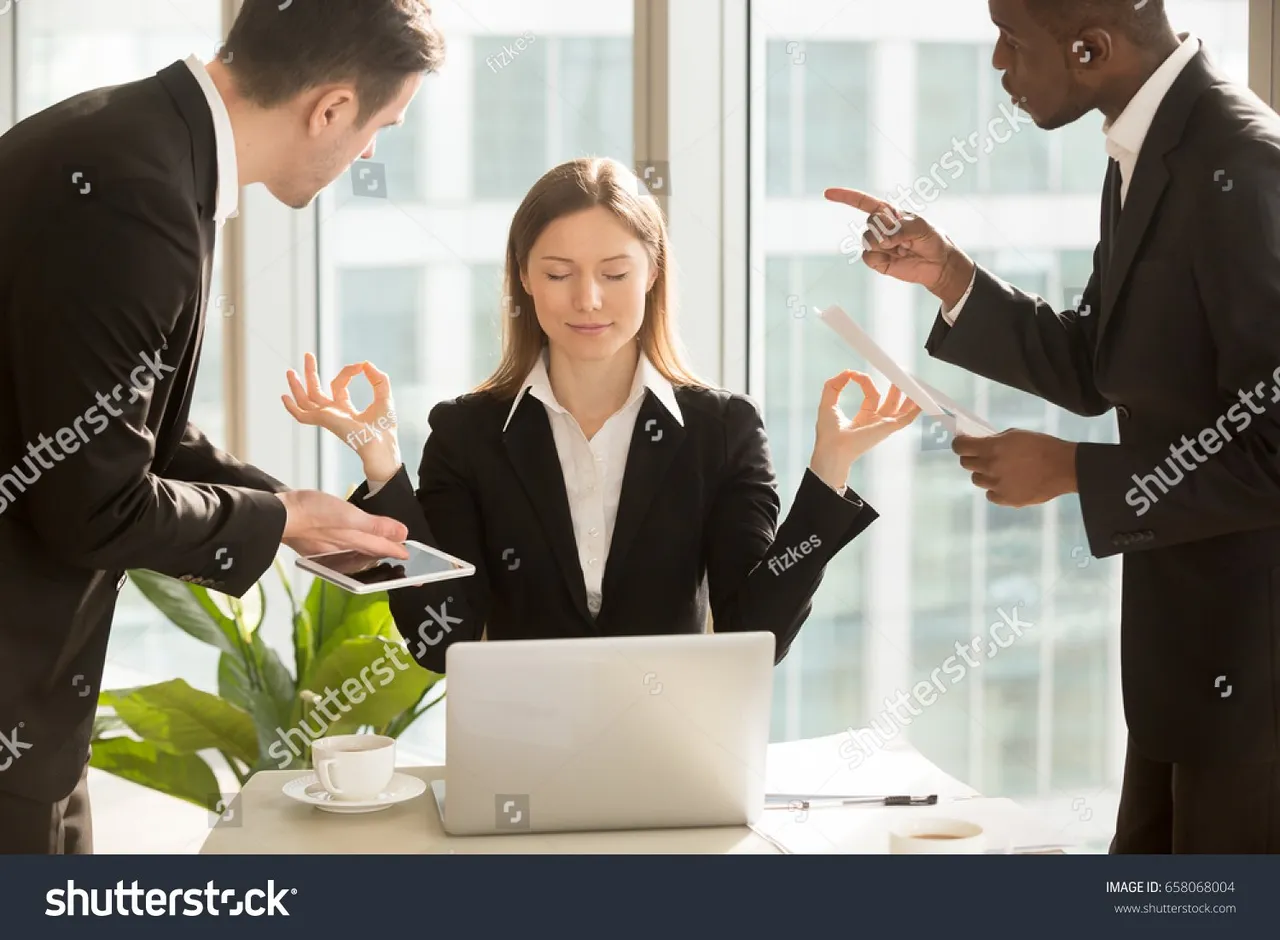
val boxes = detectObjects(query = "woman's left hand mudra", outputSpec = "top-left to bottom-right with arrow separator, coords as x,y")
808,370 -> 922,491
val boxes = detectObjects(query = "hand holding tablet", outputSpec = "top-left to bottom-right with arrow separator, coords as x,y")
296,539 -> 476,594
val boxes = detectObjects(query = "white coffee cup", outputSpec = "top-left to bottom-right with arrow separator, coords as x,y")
311,734 -> 396,801
888,817 -> 985,854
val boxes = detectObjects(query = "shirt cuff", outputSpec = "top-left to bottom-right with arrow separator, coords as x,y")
364,472 -> 400,498
940,270 -> 977,326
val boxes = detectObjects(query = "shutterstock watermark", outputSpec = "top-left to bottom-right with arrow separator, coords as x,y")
838,603 -> 1033,769
840,100 -> 1036,262
412,598 -> 463,654
0,348 -> 176,517
1125,371 -> 1280,516
0,722 -> 31,772
46,881 -> 295,917
266,641 -> 414,768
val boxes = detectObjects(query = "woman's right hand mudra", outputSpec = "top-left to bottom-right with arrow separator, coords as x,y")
282,352 -> 403,484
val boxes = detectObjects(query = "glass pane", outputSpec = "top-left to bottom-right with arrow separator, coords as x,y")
15,0 -> 226,694
752,0 -> 1250,852
800,43 -> 871,197
916,44 -> 981,197
983,68 -> 1050,193
317,1 -> 635,761
765,41 -> 870,197
473,35 -> 550,200
555,37 -> 633,165
333,269 -> 424,491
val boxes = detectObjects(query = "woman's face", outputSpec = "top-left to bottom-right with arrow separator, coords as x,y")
521,206 -> 656,364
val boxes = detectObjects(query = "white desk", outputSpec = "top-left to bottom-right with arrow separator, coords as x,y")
201,732 -> 1050,855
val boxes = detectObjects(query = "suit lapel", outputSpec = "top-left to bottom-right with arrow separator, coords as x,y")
502,394 -> 594,626
1096,49 -> 1218,346
1097,151 -> 1170,343
150,61 -> 219,464
598,391 -> 686,618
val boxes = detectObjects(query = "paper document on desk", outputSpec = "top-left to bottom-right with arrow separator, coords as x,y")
764,732 -> 976,800
753,796 -> 1076,855
816,305 -> 997,438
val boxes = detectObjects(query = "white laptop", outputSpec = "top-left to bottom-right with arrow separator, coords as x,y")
431,631 -> 775,836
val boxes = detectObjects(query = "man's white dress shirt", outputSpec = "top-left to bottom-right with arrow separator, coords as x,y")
183,54 -> 239,235
940,33 -> 1201,325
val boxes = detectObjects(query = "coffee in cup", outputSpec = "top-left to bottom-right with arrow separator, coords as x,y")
310,734 -> 396,801
888,817 -> 985,854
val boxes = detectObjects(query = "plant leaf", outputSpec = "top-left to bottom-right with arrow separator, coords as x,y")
217,650 -> 289,771
207,580 -> 266,637
303,581 -> 397,676
301,637 -> 439,732
91,710 -> 130,740
99,679 -> 258,766
293,608 -> 315,691
88,736 -> 223,811
126,570 -> 240,656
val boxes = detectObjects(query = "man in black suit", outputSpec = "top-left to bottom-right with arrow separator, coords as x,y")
829,0 -> 1280,852
0,0 -> 445,853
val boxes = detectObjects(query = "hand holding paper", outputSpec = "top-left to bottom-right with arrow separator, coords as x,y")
812,304 -> 1078,507
952,430 -> 1080,507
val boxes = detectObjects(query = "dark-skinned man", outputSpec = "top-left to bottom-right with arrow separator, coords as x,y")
829,0 -> 1280,854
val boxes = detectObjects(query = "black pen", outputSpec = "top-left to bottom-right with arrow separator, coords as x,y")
764,794 -> 939,810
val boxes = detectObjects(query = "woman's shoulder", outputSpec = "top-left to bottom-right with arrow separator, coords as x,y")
673,384 -> 765,428
425,390 -> 517,432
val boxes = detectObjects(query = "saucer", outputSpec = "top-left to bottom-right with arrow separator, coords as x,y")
283,772 -> 427,814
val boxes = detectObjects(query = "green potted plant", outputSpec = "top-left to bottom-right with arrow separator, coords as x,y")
89,560 -> 442,812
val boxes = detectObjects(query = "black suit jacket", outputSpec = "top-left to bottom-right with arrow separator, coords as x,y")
353,385 -> 877,673
925,47 -> 1280,764
0,61 -> 287,803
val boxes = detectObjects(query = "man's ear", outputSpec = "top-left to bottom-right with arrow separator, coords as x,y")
1069,28 -> 1113,70
308,86 -> 358,137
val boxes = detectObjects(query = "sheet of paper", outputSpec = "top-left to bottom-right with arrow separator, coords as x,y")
756,731 -> 1073,853
764,731 -> 976,799
816,305 -> 943,415
752,796 -> 1075,855
816,305 -> 997,437
914,376 -> 998,438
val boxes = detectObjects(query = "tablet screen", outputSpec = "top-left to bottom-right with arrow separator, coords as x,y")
307,543 -> 464,586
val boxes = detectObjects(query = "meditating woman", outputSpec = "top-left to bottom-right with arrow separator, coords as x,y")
282,156 -> 919,672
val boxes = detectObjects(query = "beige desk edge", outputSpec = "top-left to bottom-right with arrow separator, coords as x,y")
201,766 -> 781,855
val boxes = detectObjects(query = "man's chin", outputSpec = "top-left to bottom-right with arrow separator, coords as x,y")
1032,101 -> 1093,133
265,182 -> 320,210
284,191 -> 320,210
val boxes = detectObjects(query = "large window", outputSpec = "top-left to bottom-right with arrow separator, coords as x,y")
750,0 -> 1251,851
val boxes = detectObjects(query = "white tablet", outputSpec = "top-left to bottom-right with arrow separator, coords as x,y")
295,540 -> 476,594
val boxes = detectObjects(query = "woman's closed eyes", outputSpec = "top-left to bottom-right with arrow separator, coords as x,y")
545,272 -> 631,282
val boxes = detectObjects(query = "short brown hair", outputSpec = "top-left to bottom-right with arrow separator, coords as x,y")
222,0 -> 446,125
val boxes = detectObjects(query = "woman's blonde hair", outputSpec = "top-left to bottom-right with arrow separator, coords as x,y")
473,157 -> 710,399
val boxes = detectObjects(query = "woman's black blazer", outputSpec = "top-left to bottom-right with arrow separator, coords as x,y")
351,384 -> 878,672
